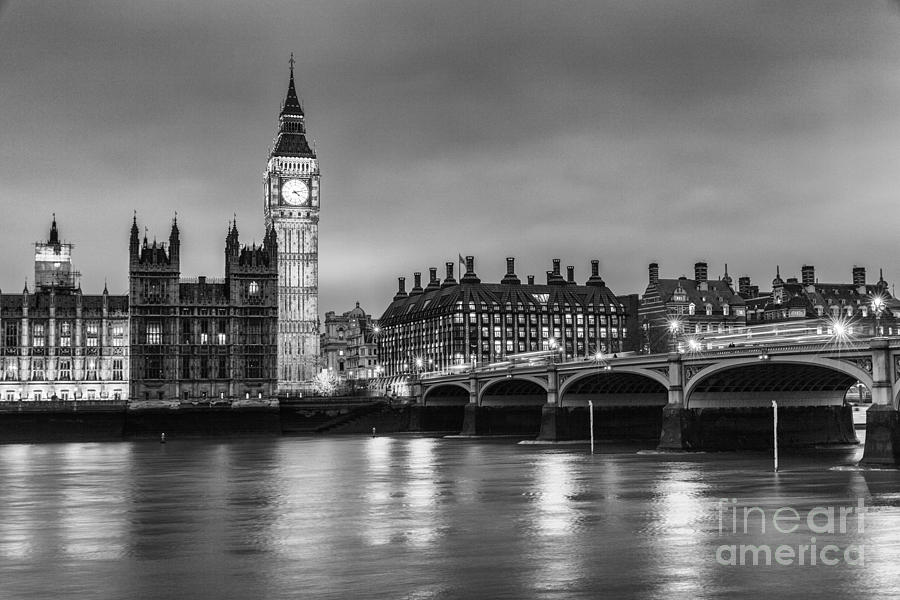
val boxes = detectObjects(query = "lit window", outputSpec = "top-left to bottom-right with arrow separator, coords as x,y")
86,322 -> 99,347
146,322 -> 162,345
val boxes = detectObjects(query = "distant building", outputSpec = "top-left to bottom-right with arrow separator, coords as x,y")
639,261 -> 746,353
0,217 -> 129,401
320,302 -> 380,383
377,257 -> 628,379
128,216 -> 278,402
744,265 -> 900,334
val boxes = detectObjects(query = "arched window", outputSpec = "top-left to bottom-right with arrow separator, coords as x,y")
248,281 -> 260,295
688,303 -> 695,315
705,304 -> 713,316
723,304 -> 729,316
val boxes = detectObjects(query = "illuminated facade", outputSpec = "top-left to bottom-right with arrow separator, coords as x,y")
378,257 -> 628,378
128,217 -> 278,401
263,56 -> 321,389
1,218 -> 129,401
321,302 -> 380,382
639,261 -> 747,353
744,265 -> 900,334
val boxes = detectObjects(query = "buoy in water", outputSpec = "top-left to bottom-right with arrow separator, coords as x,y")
372,427 -> 376,437
160,433 -> 166,444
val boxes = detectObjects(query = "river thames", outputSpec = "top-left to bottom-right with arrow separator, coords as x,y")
1,435 -> 899,599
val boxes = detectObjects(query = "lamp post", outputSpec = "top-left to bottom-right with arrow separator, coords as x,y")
667,319 -> 681,353
871,296 -> 885,337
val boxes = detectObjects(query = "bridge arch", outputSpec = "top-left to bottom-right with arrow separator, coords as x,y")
684,355 -> 873,409
478,376 -> 547,407
558,367 -> 669,408
422,382 -> 470,407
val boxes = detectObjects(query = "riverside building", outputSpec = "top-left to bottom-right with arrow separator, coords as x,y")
0,217 -> 129,402
320,302 -> 380,383
128,217 -> 278,402
639,261 -> 747,354
744,265 -> 900,333
377,257 -> 628,378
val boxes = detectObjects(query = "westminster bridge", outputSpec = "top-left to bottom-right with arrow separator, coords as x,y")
411,338 -> 900,465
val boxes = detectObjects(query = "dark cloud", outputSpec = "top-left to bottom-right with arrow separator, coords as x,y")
2,1 -> 900,315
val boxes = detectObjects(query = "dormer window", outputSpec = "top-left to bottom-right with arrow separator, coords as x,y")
723,304 -> 730,316
705,304 -> 712,316
688,303 -> 696,315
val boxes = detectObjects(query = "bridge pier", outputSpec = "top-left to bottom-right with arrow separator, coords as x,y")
658,353 -> 691,450
537,366 -> 561,441
861,339 -> 900,467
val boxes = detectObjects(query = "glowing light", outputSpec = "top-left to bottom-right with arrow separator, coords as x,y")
668,319 -> 682,334
687,338 -> 701,352
414,357 -> 423,369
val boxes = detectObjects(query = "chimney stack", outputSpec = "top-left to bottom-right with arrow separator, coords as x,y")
649,263 -> 659,286
566,266 -> 575,283
738,276 -> 751,297
441,262 -> 457,288
694,261 -> 708,283
548,259 -> 565,284
853,266 -> 866,287
410,272 -> 423,295
393,277 -> 408,300
425,267 -> 440,291
460,255 -> 481,284
501,257 -> 521,285
527,275 -> 535,285
801,265 -> 815,286
587,259 -> 605,287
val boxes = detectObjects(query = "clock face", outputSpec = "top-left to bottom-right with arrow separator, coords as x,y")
281,179 -> 309,205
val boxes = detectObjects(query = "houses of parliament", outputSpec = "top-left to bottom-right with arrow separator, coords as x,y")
0,60 -> 319,402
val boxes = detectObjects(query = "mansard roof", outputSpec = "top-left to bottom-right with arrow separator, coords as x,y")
647,277 -> 745,307
379,280 -> 625,326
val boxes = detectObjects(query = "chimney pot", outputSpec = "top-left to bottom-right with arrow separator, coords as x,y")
649,262 -> 659,286
694,261 -> 708,283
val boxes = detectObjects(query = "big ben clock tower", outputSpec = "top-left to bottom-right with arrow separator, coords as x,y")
264,55 -> 320,389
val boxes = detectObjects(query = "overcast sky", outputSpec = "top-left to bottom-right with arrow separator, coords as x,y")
2,1 -> 900,316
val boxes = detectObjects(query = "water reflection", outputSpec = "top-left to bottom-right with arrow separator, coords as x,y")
1,439 -> 899,599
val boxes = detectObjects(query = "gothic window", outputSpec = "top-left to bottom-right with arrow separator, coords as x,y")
86,358 -> 98,380
112,359 -> 123,380
146,322 -> 162,345
112,324 -> 125,347
32,323 -> 45,347
31,358 -> 45,381
59,321 -> 72,347
58,359 -> 71,380
4,358 -> 18,381
689,303 -> 696,315
705,304 -> 713,316
4,322 -> 18,348
249,281 -> 260,295
723,304 -> 730,316
86,322 -> 99,347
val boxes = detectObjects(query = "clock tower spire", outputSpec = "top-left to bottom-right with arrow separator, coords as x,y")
264,55 -> 321,390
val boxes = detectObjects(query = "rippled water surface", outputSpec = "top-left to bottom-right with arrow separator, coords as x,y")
1,436 -> 899,599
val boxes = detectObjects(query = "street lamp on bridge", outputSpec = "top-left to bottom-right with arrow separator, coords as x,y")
871,295 -> 886,337
667,318 -> 682,353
